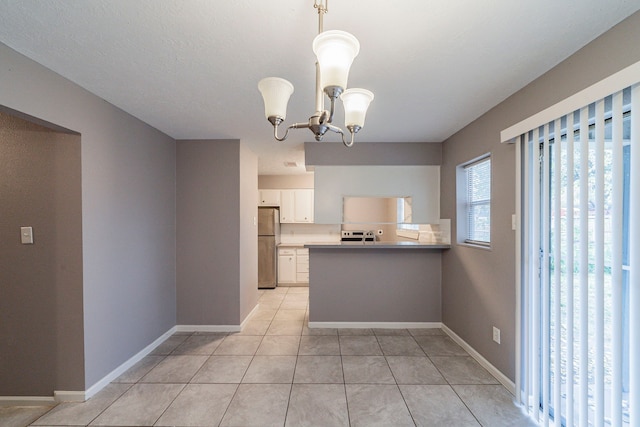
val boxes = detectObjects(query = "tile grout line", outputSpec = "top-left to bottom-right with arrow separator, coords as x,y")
422,339 -> 485,426
218,291 -> 281,427
282,294 -> 305,427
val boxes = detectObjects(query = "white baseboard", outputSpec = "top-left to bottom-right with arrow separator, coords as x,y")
441,324 -> 515,395
83,325 -> 178,400
0,326 -> 178,405
308,321 -> 442,329
241,304 -> 259,328
175,305 -> 257,334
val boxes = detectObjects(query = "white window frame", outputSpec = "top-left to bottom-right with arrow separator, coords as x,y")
456,153 -> 491,248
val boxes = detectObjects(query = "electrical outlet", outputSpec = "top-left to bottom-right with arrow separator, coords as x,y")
493,327 -> 501,344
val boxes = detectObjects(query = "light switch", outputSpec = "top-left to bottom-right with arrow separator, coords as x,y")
511,214 -> 517,231
21,226 -> 34,244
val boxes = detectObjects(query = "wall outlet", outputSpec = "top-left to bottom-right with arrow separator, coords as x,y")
493,326 -> 501,344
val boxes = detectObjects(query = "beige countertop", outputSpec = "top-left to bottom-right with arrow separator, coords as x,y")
277,243 -> 308,248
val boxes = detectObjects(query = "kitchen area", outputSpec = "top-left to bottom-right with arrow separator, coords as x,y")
256,166 -> 451,327
257,182 -> 338,289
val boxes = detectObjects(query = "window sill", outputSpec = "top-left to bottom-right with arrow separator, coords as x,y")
457,241 -> 492,251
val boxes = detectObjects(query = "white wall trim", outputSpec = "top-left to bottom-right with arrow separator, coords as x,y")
0,396 -> 56,407
84,326 -> 177,400
442,324 -> 515,395
308,321 -> 442,329
0,326 -> 179,405
175,304 -> 260,334
500,59 -> 640,142
241,304 -> 260,327
176,305 -> 263,334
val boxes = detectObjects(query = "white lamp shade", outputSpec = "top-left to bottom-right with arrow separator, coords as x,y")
341,88 -> 374,128
312,30 -> 360,91
258,77 -> 294,120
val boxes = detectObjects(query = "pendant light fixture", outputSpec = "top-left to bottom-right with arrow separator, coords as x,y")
258,0 -> 373,147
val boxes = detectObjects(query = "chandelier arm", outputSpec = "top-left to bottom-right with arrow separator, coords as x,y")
273,122 -> 310,142
324,123 -> 355,147
327,95 -> 336,124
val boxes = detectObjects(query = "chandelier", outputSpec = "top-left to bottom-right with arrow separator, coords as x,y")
258,0 -> 374,147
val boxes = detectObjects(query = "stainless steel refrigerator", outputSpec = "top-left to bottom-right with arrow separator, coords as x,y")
258,207 -> 280,289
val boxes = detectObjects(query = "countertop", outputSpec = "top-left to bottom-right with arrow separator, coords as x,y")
304,241 -> 450,249
277,243 -> 307,248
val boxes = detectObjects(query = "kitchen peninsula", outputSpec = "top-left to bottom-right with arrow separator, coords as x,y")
305,241 -> 449,328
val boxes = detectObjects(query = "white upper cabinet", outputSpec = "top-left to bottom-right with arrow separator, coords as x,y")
279,190 -> 295,223
279,189 -> 314,223
293,189 -> 314,223
259,189 -> 281,206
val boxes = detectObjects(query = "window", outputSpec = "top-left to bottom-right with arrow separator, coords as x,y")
518,85 -> 635,426
457,155 -> 491,246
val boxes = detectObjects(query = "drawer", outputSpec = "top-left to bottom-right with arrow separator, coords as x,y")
278,248 -> 296,256
296,272 -> 309,282
296,248 -> 309,256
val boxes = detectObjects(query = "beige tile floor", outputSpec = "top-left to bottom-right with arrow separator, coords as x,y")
1,287 -> 536,426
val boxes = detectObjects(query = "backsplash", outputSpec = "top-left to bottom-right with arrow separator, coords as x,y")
280,223 -> 341,244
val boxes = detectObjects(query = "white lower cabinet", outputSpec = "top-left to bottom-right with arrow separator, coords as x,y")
278,248 -> 296,284
278,247 -> 309,285
296,249 -> 309,283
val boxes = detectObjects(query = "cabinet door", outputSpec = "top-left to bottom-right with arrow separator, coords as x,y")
279,190 -> 295,223
295,248 -> 309,283
259,189 -> 281,206
278,253 -> 296,283
293,189 -> 314,223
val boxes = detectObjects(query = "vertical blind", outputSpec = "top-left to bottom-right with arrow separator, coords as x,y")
465,157 -> 491,243
519,84 -> 638,426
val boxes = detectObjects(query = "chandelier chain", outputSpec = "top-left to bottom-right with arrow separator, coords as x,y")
313,0 -> 328,13
314,0 -> 327,33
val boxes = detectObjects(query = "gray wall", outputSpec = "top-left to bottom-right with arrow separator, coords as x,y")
0,111 -> 83,395
305,142 -> 442,166
440,10 -> 640,381
313,166 -> 440,224
258,174 -> 314,189
309,248 -> 441,322
176,139 -> 258,325
0,42 -> 177,390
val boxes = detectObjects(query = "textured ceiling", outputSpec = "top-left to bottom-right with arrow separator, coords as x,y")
0,0 -> 638,174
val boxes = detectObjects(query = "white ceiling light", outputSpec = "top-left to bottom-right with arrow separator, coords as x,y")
258,0 -> 374,147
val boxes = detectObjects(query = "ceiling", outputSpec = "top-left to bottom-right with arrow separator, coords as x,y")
0,1 -> 638,175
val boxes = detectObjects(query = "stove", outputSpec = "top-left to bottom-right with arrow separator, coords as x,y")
341,230 -> 375,242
